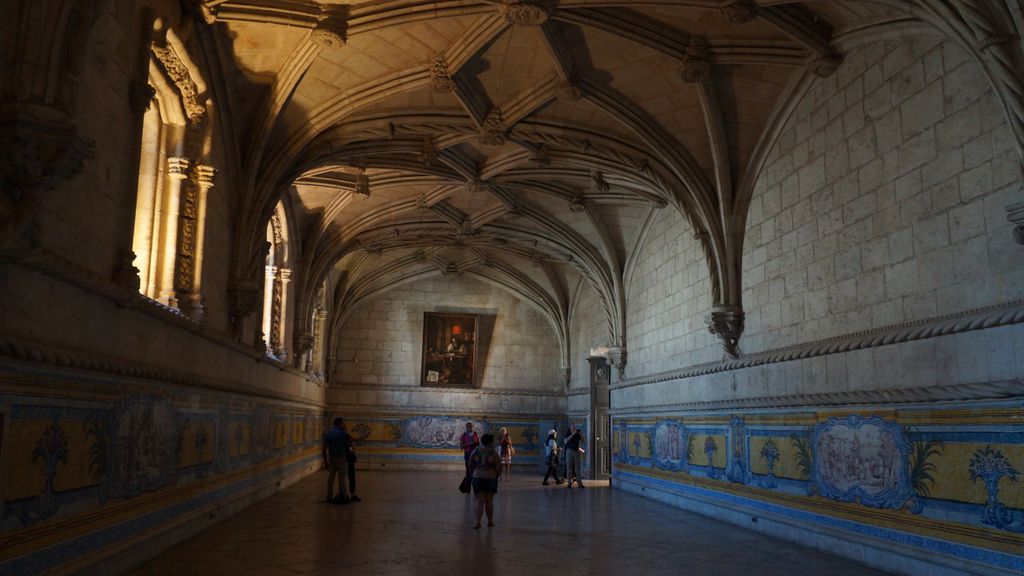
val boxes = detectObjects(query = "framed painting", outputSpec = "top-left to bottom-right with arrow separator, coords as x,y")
421,312 -> 478,388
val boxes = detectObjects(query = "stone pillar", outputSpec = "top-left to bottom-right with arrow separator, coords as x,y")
275,267 -> 293,359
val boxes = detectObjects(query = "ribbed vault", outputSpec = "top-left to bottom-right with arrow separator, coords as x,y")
190,0 -> 1023,376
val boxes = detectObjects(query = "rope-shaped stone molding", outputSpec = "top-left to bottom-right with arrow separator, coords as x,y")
616,299 -> 1024,389
0,335 -> 325,405
614,379 -> 1024,413
328,383 -> 565,398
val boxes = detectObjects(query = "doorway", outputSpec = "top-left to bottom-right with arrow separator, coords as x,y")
589,356 -> 611,480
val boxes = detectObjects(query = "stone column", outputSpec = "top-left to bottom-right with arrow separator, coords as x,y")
275,267 -> 292,359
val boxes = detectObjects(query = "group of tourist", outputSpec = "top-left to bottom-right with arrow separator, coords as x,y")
459,421 -> 586,529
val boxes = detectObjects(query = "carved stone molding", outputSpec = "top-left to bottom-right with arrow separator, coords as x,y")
479,108 -> 507,146
811,53 -> 844,78
150,44 -> 206,122
228,280 -> 262,327
311,7 -> 348,48
0,106 -> 94,201
705,305 -> 745,359
721,0 -> 759,24
617,299 -> 1024,390
679,38 -> 712,83
1007,201 -> 1024,245
605,346 -> 627,378
327,382 -> 566,399
614,379 -> 1024,413
430,54 -> 455,93
503,1 -> 551,26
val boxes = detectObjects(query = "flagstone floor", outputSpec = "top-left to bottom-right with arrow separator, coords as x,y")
130,470 -> 891,576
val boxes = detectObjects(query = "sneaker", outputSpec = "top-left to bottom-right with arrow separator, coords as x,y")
543,481 -> 550,485
333,496 -> 350,505
350,495 -> 362,502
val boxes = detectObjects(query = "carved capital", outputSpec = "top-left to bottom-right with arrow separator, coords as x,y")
705,305 -> 745,359
679,38 -> 712,83
194,164 -> 217,188
294,331 -> 314,362
605,346 -> 627,379
811,53 -> 844,78
129,81 -> 156,114
112,249 -> 141,292
479,108 -> 507,146
721,0 -> 759,24
430,54 -> 455,93
311,9 -> 348,48
167,157 -> 191,180
503,1 -> 550,26
0,106 -> 93,200
228,280 -> 262,327
1007,201 -> 1024,245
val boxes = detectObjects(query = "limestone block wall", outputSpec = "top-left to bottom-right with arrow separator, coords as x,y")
624,207 -> 717,375
741,35 -> 1023,353
588,34 -> 1024,576
328,275 -> 566,469
333,275 -> 563,390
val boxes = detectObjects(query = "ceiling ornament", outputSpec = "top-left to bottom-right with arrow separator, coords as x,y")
430,54 -> 455,93
810,53 -> 844,78
311,8 -> 348,48
590,171 -> 610,193
467,179 -> 489,193
479,108 -> 507,146
678,38 -> 712,84
502,1 -> 551,26
419,138 -> 438,165
353,169 -> 370,198
568,190 -> 586,213
530,144 -> 551,167
721,0 -> 759,24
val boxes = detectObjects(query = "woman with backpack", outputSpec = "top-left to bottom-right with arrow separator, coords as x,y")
542,429 -> 563,485
469,433 -> 501,528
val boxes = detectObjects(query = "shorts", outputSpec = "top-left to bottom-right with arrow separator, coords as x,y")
472,477 -> 498,494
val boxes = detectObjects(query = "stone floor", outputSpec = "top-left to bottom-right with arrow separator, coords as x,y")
131,470 -> 891,576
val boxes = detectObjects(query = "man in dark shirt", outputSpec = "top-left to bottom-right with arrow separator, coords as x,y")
564,422 -> 585,488
322,417 -> 353,504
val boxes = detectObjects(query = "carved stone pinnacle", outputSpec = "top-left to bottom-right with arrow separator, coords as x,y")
430,54 -> 455,93
721,0 -> 759,24
679,38 -> 712,83
705,305 -> 745,359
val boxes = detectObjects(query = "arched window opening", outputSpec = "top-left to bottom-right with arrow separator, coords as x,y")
131,23 -> 214,321
308,282 -> 328,378
261,205 -> 292,359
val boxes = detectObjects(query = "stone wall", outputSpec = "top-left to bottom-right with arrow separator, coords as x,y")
741,35 -> 1023,353
625,207 -> 717,375
332,274 -> 564,390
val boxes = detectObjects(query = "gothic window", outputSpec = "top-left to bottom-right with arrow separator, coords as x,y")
261,204 -> 292,359
131,24 -> 213,321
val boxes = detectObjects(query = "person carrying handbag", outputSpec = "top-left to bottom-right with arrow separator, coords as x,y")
542,429 -> 563,485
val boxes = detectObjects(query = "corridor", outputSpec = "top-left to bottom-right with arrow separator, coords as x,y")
132,471 -> 890,576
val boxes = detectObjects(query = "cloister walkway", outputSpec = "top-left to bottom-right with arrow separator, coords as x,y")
132,470 -> 890,575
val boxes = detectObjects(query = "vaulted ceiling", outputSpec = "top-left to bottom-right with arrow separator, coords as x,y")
195,0 -> 920,365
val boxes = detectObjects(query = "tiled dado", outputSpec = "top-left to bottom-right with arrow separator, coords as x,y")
0,369 -> 325,574
339,412 -> 564,468
611,400 -> 1024,575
